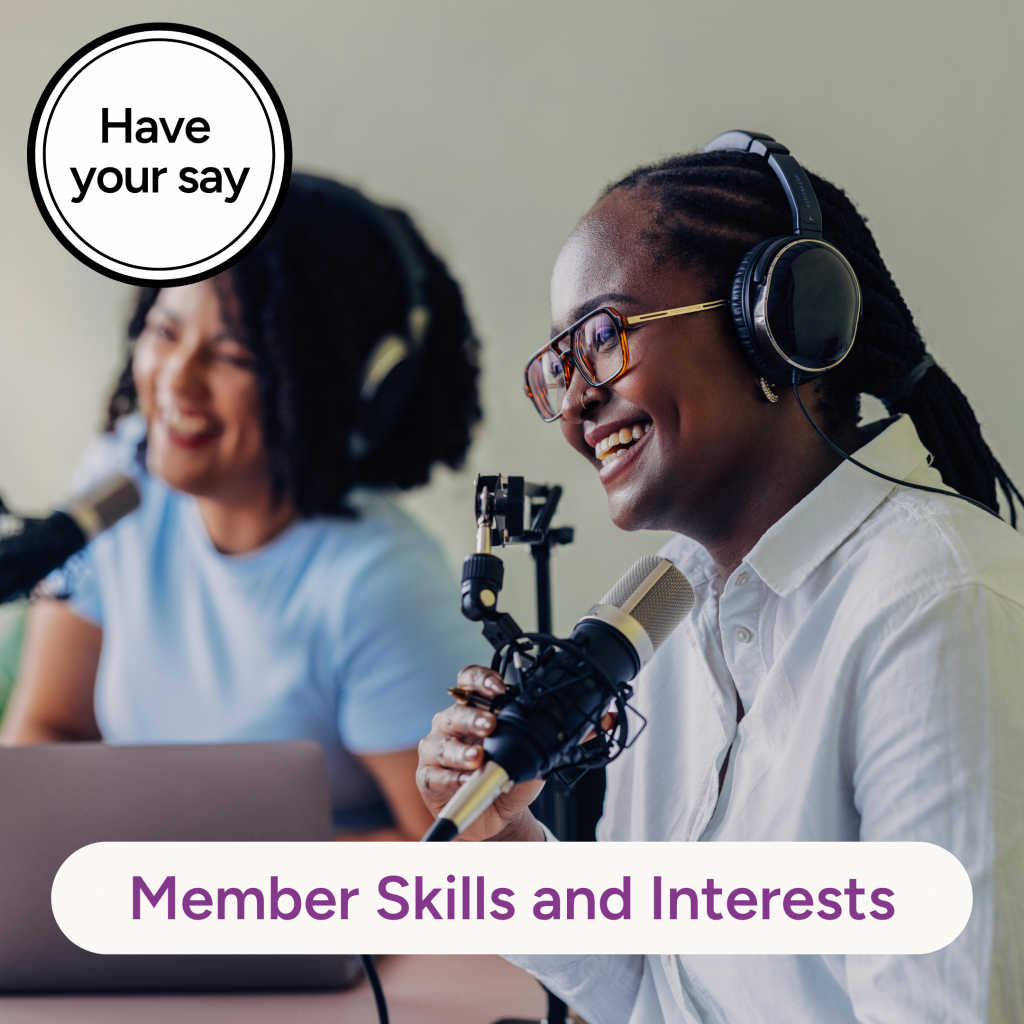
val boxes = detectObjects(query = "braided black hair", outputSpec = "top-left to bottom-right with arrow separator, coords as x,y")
108,173 -> 481,516
606,150 -> 1022,524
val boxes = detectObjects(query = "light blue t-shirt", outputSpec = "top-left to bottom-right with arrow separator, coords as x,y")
56,417 -> 487,831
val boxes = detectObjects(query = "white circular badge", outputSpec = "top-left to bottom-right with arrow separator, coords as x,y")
28,24 -> 291,286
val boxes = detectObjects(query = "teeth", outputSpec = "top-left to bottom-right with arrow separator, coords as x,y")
594,421 -> 651,461
158,397 -> 214,437
169,412 -> 210,435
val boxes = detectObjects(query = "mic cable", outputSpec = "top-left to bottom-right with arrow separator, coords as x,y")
359,954 -> 388,1024
790,373 -> 1001,519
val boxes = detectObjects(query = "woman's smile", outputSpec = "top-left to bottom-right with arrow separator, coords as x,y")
156,394 -> 224,449
134,280 -> 270,506
589,420 -> 654,483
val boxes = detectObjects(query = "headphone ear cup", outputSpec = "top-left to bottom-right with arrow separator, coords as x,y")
731,238 -> 792,386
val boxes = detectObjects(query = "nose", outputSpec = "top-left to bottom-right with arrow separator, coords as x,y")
162,333 -> 209,402
560,366 -> 603,424
168,335 -> 206,391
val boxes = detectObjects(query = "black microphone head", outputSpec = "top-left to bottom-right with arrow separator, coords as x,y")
580,556 -> 695,667
0,473 -> 142,605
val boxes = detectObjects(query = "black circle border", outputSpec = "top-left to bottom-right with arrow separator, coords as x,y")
27,23 -> 293,288
41,37 -> 276,273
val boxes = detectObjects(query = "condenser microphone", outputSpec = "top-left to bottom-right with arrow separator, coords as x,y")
0,473 -> 141,604
423,556 -> 695,842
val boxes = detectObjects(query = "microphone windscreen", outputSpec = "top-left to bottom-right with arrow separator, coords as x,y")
64,474 -> 141,539
600,556 -> 695,653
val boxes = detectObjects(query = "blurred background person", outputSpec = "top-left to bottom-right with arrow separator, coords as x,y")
2,173 -> 487,841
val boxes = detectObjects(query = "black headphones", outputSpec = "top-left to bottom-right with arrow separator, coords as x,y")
702,131 -> 862,387
700,134 -> 1007,519
316,181 -> 432,462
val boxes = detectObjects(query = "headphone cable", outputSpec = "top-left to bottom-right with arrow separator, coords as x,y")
360,954 -> 389,1024
791,374 -> 1000,520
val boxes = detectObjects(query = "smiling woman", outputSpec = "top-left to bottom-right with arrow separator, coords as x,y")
128,281 -> 297,555
3,173 -> 487,842
418,141 -> 1024,1021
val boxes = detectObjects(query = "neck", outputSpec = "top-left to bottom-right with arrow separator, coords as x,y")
196,484 -> 297,555
698,405 -> 863,580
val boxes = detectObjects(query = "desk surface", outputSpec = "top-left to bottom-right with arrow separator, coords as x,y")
0,954 -> 546,1024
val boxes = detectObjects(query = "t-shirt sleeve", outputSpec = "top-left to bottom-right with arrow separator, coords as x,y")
335,533 -> 491,754
44,547 -> 103,625
41,422 -> 143,627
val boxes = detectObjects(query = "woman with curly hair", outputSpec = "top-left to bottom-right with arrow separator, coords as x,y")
5,173 -> 486,840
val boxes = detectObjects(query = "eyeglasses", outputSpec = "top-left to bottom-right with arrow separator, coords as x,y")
523,299 -> 727,421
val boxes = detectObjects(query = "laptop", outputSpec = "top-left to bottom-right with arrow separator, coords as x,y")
0,741 -> 364,992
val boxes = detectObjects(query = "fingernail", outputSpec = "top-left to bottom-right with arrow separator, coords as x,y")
464,746 -> 478,762
474,716 -> 492,731
483,677 -> 503,693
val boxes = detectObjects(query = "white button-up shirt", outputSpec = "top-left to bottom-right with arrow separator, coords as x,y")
506,416 -> 1024,1023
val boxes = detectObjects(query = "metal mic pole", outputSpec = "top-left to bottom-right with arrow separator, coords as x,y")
464,476 -> 597,1024
525,488 -> 604,847
529,529 -> 578,842
528,533 -> 571,1024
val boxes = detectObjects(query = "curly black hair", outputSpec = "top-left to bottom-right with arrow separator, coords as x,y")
605,150 -> 1022,524
107,172 -> 481,516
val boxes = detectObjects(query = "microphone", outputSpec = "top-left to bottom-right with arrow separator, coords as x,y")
423,555 -> 695,841
0,473 -> 141,604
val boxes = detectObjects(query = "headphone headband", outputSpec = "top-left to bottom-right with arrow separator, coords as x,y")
700,130 -> 860,386
329,182 -> 432,348
295,176 -> 433,462
702,130 -> 822,239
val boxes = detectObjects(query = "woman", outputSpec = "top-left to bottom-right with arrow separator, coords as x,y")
5,173 -> 487,841
417,143 -> 1024,1019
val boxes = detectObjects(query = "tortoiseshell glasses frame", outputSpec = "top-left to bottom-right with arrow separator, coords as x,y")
523,299 -> 727,421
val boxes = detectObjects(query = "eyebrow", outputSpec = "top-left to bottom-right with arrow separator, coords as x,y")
148,306 -> 181,324
148,306 -> 240,344
553,292 -> 643,337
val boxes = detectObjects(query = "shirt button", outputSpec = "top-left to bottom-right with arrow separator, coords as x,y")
735,626 -> 753,644
735,572 -> 750,587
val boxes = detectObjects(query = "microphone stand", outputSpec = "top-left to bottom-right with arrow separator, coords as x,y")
526,497 -> 572,1024
524,489 -> 606,846
483,482 -> 587,1024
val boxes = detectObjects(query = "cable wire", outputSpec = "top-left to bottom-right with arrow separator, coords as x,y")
791,375 -> 1000,519
360,954 -> 389,1024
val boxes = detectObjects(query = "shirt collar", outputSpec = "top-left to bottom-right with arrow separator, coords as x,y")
743,414 -> 933,597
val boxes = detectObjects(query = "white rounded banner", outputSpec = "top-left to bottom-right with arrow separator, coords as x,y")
52,841 -> 972,956
28,23 -> 291,285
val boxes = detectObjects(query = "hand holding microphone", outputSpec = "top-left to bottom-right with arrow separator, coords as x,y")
416,665 -> 547,842
417,556 -> 696,842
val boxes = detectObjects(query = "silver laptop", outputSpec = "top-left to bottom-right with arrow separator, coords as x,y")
0,741 -> 363,992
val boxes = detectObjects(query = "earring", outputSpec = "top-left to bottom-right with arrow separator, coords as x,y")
759,377 -> 779,403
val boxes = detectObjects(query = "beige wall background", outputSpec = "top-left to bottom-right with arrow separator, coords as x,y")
0,0 -> 1021,632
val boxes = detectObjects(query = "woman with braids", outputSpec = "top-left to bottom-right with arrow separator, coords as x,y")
4,173 -> 487,841
418,139 -> 1024,1020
